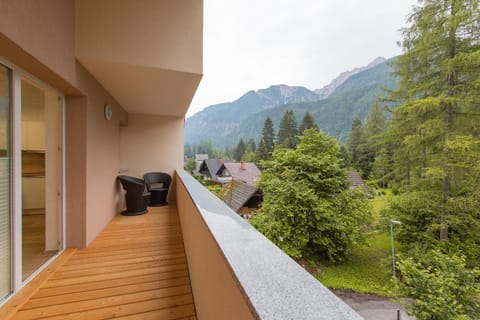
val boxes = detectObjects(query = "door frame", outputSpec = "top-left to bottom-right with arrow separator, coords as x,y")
0,57 -> 66,295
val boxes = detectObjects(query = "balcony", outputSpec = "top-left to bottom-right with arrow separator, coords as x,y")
1,171 -> 362,320
1,205 -> 195,319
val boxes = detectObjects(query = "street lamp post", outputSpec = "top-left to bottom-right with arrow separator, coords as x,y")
390,220 -> 402,293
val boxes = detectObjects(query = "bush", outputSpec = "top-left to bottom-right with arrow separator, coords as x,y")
398,249 -> 480,320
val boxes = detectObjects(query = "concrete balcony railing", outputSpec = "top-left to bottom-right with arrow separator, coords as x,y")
175,170 -> 363,320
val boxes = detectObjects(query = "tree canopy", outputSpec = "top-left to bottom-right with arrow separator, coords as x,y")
251,129 -> 372,262
277,110 -> 299,148
262,117 -> 275,154
381,1 -> 480,317
385,0 -> 480,246
234,138 -> 246,162
299,112 -> 319,134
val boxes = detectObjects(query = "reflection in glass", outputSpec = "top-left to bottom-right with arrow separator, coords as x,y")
0,65 -> 11,300
21,81 -> 60,280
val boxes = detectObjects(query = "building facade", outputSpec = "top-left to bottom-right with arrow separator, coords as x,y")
0,0 -> 202,301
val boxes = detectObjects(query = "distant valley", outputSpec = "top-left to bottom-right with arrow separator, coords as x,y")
185,57 -> 397,148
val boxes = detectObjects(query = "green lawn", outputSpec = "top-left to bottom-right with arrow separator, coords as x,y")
370,188 -> 392,226
314,189 -> 402,297
317,232 -> 397,296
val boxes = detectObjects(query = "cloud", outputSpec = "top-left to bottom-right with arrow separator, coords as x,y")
188,0 -> 416,117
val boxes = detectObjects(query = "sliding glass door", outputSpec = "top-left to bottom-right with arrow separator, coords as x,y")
0,61 -> 64,302
0,64 -> 11,300
21,80 -> 62,280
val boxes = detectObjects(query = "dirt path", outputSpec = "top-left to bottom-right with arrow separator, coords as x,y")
335,290 -> 416,320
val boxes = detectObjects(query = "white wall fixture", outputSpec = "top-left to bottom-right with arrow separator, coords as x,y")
104,104 -> 112,121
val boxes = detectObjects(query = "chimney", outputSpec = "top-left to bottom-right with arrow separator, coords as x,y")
240,161 -> 246,170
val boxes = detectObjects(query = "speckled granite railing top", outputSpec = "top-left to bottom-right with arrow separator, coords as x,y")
178,171 -> 363,320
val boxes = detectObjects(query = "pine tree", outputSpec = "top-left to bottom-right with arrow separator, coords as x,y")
255,139 -> 269,163
234,139 -> 246,162
247,138 -> 256,153
196,140 -> 214,157
363,104 -> 386,142
299,112 -> 319,134
386,0 -> 480,246
338,145 -> 351,168
357,104 -> 388,179
262,117 -> 275,154
346,118 -> 364,167
277,110 -> 299,148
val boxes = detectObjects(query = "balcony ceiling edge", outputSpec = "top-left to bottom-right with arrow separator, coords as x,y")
77,58 -> 202,117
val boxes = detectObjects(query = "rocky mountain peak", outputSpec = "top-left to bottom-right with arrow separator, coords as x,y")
314,56 -> 387,99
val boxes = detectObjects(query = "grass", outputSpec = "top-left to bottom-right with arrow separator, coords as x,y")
313,189 -> 402,297
317,232 -> 398,296
205,183 -> 222,196
370,188 -> 392,225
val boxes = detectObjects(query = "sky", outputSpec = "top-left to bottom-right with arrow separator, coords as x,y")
187,0 -> 418,117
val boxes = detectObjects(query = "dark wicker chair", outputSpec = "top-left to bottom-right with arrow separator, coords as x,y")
118,175 -> 150,215
143,172 -> 171,206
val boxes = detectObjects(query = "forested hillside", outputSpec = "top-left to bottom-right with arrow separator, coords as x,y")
184,85 -> 319,145
223,60 -> 396,146
185,58 -> 396,148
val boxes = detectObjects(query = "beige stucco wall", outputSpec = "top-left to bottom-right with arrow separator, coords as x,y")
176,175 -> 256,320
0,0 -> 127,248
1,0 -> 202,248
119,114 -> 185,202
0,0 -> 77,88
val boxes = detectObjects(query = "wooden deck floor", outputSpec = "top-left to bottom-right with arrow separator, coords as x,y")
8,205 -> 196,320
22,213 -> 58,280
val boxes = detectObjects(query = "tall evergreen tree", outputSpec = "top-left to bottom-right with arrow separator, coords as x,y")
262,117 -> 275,154
234,138 -> 246,162
277,110 -> 299,148
386,0 -> 480,246
299,112 -> 319,134
357,104 -> 388,179
338,145 -> 351,168
255,139 -> 269,163
346,118 -> 365,167
247,138 -> 256,153
196,141 -> 214,157
363,104 -> 386,142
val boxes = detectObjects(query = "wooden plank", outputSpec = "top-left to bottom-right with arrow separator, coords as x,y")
50,257 -> 187,280
17,288 -> 193,318
86,237 -> 184,248
16,295 -> 194,320
34,270 -> 189,298
0,249 -> 76,320
23,277 -> 191,309
59,252 -> 186,272
71,241 -> 185,253
42,261 -> 187,288
72,240 -> 184,253
115,304 -> 196,320
93,227 -> 183,238
5,205 -> 196,319
65,249 -> 185,265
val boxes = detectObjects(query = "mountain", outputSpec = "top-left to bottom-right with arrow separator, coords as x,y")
184,84 -> 319,145
185,57 -> 397,148
314,56 -> 387,99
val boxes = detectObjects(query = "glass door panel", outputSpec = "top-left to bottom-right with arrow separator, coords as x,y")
21,80 -> 61,281
0,65 -> 11,300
